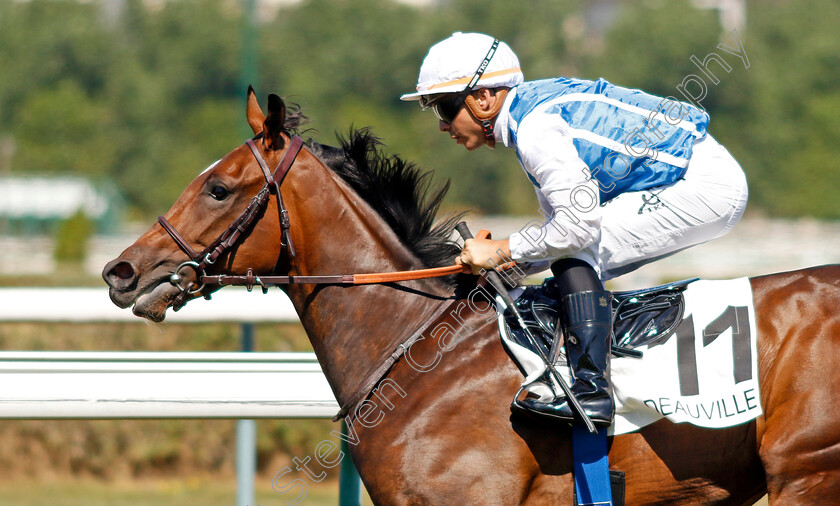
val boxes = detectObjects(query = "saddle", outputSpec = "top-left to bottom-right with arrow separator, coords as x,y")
503,277 -> 697,361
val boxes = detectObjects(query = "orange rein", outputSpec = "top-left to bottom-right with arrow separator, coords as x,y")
354,229 -> 523,283
352,228 -> 493,284
200,229 -> 504,289
352,263 -> 471,284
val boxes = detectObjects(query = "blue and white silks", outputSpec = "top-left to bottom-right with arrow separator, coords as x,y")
506,78 -> 709,202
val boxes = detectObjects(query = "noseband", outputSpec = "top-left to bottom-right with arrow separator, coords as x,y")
158,135 -> 303,307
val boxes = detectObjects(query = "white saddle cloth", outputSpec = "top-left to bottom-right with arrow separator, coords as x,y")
497,277 -> 762,436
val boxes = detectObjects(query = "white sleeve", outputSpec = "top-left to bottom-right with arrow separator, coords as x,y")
535,188 -> 553,219
508,115 -> 602,263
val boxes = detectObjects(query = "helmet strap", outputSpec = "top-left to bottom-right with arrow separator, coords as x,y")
465,89 -> 508,141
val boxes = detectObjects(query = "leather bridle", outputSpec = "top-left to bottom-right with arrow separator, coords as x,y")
158,135 -> 302,308
157,134 -> 470,310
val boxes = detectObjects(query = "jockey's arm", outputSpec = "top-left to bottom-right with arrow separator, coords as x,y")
457,120 -> 602,275
506,121 -> 602,262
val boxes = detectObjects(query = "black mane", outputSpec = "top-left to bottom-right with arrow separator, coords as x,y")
308,129 -> 464,275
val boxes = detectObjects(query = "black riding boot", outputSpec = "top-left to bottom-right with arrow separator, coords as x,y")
517,260 -> 615,427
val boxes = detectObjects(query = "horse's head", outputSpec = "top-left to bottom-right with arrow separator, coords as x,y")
103,88 -> 301,321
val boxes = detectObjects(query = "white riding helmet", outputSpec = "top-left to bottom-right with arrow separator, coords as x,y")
400,32 -> 524,103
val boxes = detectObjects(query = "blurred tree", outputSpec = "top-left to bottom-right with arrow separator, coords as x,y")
54,210 -> 94,265
0,0 -> 838,220
725,0 -> 840,218
130,0 -> 241,104
0,0 -> 116,125
12,81 -> 118,178
586,0 -> 840,219
583,0 -> 721,100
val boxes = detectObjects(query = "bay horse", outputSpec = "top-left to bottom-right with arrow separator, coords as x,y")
103,88 -> 840,504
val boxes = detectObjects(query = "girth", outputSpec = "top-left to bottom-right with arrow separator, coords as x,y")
333,296 -> 460,421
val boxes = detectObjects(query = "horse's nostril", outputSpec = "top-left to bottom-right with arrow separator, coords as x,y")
111,262 -> 135,280
103,259 -> 138,291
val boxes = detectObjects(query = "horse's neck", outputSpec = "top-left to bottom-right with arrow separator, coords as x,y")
283,153 -> 450,404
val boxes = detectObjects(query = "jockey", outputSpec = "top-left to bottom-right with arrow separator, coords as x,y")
400,32 -> 748,427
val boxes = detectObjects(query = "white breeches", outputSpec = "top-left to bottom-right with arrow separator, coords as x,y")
582,135 -> 749,281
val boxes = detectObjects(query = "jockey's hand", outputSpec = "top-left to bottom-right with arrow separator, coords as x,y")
456,237 -> 513,275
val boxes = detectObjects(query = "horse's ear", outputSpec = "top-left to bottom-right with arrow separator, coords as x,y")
263,94 -> 287,150
246,85 -> 265,135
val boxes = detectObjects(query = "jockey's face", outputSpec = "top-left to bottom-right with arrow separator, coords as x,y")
438,89 -> 497,151
439,106 -> 486,151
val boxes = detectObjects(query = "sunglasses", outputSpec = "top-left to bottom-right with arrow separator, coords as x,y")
429,94 -> 468,124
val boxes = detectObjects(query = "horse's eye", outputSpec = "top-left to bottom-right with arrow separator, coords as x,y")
209,185 -> 229,201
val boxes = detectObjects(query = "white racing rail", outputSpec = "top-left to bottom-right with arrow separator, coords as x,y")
0,350 -> 338,419
0,286 -> 298,322
0,287 -> 361,505
0,287 -> 338,417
